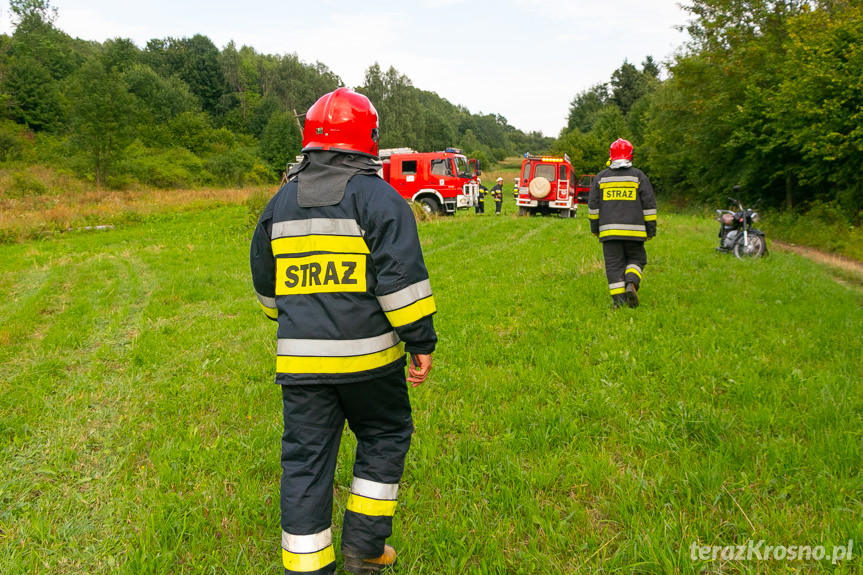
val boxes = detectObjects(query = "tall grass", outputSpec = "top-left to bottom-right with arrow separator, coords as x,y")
1,198 -> 861,574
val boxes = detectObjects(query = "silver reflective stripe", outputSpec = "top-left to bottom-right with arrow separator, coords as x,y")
256,291 -> 276,309
272,218 -> 364,239
609,282 -> 626,290
599,224 -> 646,232
643,209 -> 657,216
282,528 -> 332,553
351,477 -> 399,501
277,331 -> 400,357
588,209 -> 600,215
626,265 -> 643,274
377,280 -> 433,312
599,176 -> 639,184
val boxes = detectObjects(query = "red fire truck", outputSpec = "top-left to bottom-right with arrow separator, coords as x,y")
516,153 -> 593,218
380,147 -> 481,214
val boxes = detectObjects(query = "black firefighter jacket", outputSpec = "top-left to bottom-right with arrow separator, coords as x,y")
250,173 -> 437,385
588,165 -> 657,242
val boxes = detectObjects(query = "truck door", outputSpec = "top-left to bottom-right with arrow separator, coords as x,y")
430,158 -> 454,193
395,159 -> 418,197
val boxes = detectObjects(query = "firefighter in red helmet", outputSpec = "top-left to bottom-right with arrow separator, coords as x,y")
588,138 -> 657,308
250,87 -> 437,575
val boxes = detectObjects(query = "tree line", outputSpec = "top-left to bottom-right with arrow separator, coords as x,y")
0,0 -> 551,189
555,0 -> 862,222
2,0 -> 860,224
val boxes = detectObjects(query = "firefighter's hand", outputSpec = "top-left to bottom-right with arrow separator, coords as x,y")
408,353 -> 432,387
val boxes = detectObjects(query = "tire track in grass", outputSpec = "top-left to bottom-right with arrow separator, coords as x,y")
0,242 -> 159,574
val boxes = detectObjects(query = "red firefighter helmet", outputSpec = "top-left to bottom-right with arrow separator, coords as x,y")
302,87 -> 380,156
609,138 -> 634,161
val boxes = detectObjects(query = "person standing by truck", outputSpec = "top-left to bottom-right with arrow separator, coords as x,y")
491,177 -> 504,214
250,87 -> 437,575
475,177 -> 487,214
588,138 -> 657,308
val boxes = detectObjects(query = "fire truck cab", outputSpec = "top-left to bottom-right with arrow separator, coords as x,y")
516,153 -> 593,218
574,174 -> 594,205
380,147 -> 480,215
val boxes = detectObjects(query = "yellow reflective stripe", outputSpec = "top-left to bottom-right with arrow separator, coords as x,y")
384,296 -> 436,327
599,229 -> 647,238
282,545 -> 335,572
260,302 -> 278,319
644,215 -> 657,221
610,287 -> 625,295
587,213 -> 599,220
347,494 -> 398,517
272,235 -> 369,256
599,181 -> 638,189
626,267 -> 643,280
277,342 -> 405,374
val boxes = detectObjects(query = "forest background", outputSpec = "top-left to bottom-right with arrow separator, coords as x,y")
0,0 -> 861,248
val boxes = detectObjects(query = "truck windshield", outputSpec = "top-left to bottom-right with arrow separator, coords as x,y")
454,156 -> 470,177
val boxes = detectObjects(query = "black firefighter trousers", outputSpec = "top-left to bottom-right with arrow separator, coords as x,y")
602,240 -> 647,305
279,372 -> 413,575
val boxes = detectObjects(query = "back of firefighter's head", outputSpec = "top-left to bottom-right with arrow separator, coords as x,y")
302,87 -> 380,157
609,138 -> 634,162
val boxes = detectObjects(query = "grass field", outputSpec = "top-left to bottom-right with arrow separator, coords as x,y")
1,196 -> 861,574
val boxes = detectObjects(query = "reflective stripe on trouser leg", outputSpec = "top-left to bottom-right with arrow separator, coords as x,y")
623,241 -> 648,290
602,241 -> 627,298
336,373 -> 414,557
625,264 -> 643,290
282,529 -> 336,575
280,385 -> 344,574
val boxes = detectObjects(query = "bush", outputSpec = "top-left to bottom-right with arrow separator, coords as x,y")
122,144 -> 207,188
762,201 -> 863,261
206,148 -> 267,187
6,170 -> 48,198
0,121 -> 36,164
246,187 -> 275,228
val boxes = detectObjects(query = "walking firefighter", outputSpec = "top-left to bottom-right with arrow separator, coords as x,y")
587,138 -> 657,308
250,87 -> 437,575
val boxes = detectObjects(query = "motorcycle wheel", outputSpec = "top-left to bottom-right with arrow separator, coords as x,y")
733,234 -> 766,259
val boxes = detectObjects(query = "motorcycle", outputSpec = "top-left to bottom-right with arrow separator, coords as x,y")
715,192 -> 767,259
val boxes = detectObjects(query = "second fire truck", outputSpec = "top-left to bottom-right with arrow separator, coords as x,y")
379,147 -> 481,215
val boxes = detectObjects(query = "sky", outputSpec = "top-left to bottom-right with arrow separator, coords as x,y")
1,0 -> 693,137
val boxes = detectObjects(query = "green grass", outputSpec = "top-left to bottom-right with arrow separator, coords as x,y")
1,199 -> 861,574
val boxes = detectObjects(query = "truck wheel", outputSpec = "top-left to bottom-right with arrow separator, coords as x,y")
518,207 -> 530,217
419,197 -> 440,215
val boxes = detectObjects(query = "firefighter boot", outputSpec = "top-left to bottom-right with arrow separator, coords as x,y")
625,283 -> 639,308
343,545 -> 397,574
